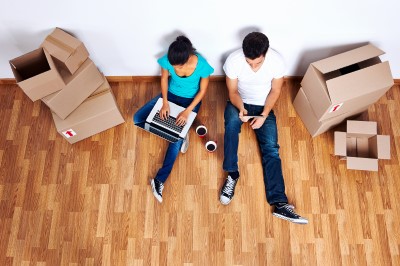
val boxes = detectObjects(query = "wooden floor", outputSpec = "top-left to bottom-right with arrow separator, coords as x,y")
0,79 -> 399,266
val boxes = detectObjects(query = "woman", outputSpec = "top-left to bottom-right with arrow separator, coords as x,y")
133,35 -> 214,203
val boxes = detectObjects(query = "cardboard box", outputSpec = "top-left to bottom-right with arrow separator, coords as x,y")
293,87 -> 367,137
41,58 -> 104,119
41,27 -> 89,74
9,48 -> 65,101
334,120 -> 390,171
52,89 -> 125,144
301,44 -> 394,121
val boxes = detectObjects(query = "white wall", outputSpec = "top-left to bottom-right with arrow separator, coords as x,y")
1,0 -> 399,78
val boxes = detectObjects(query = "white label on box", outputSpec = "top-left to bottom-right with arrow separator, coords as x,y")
62,129 -> 77,138
329,103 -> 344,113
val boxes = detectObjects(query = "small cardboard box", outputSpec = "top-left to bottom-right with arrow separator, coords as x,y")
301,44 -> 394,121
9,48 -> 65,101
334,120 -> 390,171
41,27 -> 89,74
293,87 -> 367,137
41,58 -> 104,119
52,89 -> 125,144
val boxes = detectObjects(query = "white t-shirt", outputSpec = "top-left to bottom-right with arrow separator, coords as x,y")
223,48 -> 285,106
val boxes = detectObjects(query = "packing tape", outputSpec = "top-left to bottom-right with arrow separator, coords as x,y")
45,35 -> 76,54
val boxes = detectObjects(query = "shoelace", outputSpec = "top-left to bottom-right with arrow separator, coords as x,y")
222,176 -> 236,195
281,204 -> 299,217
156,180 -> 164,195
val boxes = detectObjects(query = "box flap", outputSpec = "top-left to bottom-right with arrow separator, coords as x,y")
334,132 -> 347,156
326,62 -> 394,103
312,44 -> 385,74
376,135 -> 391,159
347,120 -> 377,136
347,157 -> 378,171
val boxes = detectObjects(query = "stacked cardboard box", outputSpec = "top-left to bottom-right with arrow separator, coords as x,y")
334,120 -> 390,171
293,44 -> 394,137
9,28 -> 124,144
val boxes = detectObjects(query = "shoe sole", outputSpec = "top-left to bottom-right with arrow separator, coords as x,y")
272,213 -> 308,224
150,179 -> 163,203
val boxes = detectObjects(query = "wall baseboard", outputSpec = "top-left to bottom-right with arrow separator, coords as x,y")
1,76 -> 399,85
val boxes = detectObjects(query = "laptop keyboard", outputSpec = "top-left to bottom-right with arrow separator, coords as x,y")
153,112 -> 184,133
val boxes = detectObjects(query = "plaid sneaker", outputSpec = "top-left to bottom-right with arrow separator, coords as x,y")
180,134 -> 189,153
220,175 -> 239,205
150,178 -> 164,203
272,203 -> 308,224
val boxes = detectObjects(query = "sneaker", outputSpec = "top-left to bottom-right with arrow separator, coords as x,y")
150,178 -> 164,203
180,134 -> 189,153
272,203 -> 308,224
220,175 -> 239,205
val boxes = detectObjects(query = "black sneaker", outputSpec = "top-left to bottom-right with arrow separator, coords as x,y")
150,178 -> 164,203
272,203 -> 308,224
220,175 -> 239,205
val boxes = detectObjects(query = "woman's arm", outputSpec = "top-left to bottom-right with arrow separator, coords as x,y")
160,67 -> 170,119
175,77 -> 210,126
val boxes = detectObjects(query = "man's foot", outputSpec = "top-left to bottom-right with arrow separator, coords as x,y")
150,178 -> 164,203
220,174 -> 239,205
272,203 -> 308,224
181,134 -> 189,153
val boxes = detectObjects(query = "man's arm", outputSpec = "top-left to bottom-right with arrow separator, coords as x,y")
250,77 -> 284,129
226,76 -> 249,121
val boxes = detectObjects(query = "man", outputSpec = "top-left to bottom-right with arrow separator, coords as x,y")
219,32 -> 308,224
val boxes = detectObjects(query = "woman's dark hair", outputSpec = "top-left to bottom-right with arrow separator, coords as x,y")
242,32 -> 269,59
167,35 -> 196,65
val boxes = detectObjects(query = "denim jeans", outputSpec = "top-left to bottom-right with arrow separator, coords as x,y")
133,91 -> 201,183
223,101 -> 288,205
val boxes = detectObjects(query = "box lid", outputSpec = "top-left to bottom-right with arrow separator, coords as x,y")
312,44 -> 385,74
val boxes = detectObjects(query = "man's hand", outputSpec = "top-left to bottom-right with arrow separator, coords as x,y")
176,109 -> 190,126
238,108 -> 250,122
160,102 -> 170,120
250,116 -> 266,129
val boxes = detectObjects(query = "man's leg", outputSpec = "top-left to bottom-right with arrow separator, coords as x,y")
220,102 -> 242,205
255,111 -> 308,224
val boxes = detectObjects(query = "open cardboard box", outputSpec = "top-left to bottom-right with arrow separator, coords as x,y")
334,120 -> 390,171
301,44 -> 394,121
41,27 -> 89,74
9,47 -> 65,101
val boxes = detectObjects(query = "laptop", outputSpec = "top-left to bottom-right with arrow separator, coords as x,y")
138,98 -> 197,143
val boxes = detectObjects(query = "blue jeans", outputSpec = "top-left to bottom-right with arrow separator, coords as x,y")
133,91 -> 201,183
223,101 -> 288,205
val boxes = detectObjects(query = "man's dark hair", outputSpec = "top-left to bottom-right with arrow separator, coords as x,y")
242,32 -> 269,59
167,35 -> 196,65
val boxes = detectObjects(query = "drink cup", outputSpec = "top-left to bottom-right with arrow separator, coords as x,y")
205,140 -> 217,152
196,125 -> 207,138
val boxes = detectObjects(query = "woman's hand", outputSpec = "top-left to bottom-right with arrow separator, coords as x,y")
176,109 -> 190,126
160,102 -> 170,120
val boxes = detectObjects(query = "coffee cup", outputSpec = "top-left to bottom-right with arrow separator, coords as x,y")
196,125 -> 207,138
205,140 -> 217,152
